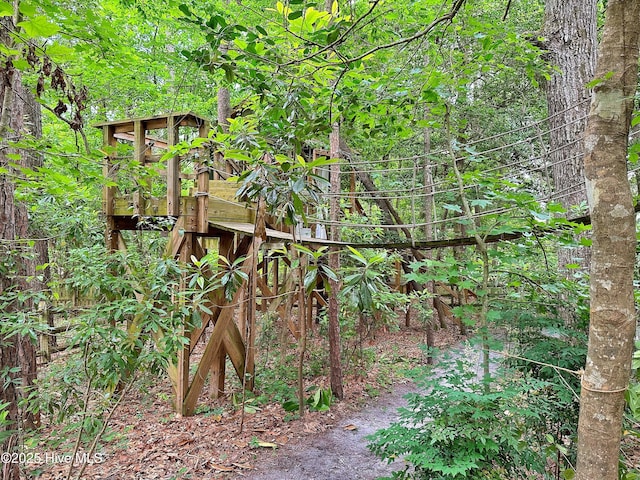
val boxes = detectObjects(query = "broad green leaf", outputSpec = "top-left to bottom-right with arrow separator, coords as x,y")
18,16 -> 60,37
0,1 -> 12,17
443,203 -> 462,213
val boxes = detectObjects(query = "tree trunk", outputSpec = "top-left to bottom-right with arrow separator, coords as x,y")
0,12 -> 40,475
423,123 -> 435,364
542,0 -> 597,278
575,0 -> 640,478
328,123 -> 344,400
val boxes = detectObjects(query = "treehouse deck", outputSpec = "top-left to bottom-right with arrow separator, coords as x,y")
97,112 -> 332,417
108,180 -> 339,246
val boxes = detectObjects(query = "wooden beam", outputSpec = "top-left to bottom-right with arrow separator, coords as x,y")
167,115 -> 181,216
103,125 -> 119,251
183,245 -> 254,416
113,132 -> 169,150
313,290 -> 328,307
176,233 -> 195,416
114,123 -> 135,134
209,348 -> 226,398
222,320 -> 246,379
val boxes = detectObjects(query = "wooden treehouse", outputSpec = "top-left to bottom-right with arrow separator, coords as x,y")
96,113 -> 334,416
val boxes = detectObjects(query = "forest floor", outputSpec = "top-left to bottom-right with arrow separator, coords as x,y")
30,317 -> 466,480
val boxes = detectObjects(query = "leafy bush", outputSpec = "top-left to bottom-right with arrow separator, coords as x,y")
368,354 -> 555,479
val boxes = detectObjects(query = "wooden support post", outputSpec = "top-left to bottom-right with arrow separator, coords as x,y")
198,121 -> 210,141
176,233 -> 195,416
196,165 -> 209,233
209,348 -> 226,398
133,120 -> 147,217
103,125 -> 119,251
167,115 -> 181,216
245,198 -> 266,392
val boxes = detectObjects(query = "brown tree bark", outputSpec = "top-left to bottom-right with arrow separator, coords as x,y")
422,123 -> 435,363
328,123 -> 344,399
575,0 -> 640,478
0,12 -> 40,476
542,0 -> 597,278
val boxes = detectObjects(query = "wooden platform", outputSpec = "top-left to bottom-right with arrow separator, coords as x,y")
208,221 -> 342,246
98,113 -> 338,417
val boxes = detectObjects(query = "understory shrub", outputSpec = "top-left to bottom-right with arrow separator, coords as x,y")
368,351 -> 556,479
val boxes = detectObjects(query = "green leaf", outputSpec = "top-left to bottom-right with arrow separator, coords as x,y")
282,400 -> 299,412
18,16 -> 60,37
578,237 -> 592,247
0,1 -> 12,17
443,203 -> 462,213
470,198 -> 491,208
222,63 -> 234,83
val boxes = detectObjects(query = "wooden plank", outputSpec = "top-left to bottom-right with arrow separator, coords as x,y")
198,121 -> 210,139
145,118 -> 169,130
208,198 -> 255,223
209,180 -> 242,201
103,123 -> 118,253
166,217 -> 187,258
113,132 -> 169,150
261,256 -> 268,312
112,196 -> 198,217
93,111 -> 208,130
219,232 -> 234,260
209,221 -> 344,246
114,123 -> 135,134
93,112 -> 207,128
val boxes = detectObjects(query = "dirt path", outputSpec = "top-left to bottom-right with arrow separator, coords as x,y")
240,380 -> 414,480
241,344 -> 494,480
34,326 -> 467,480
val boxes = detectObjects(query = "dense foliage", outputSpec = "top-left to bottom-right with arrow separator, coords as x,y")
0,0 -> 639,478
